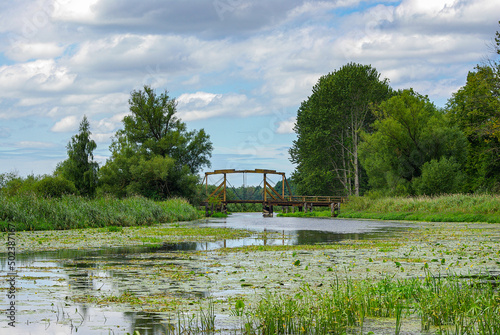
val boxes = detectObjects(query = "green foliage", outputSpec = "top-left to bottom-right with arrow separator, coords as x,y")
290,63 -> 392,196
412,157 -> 465,195
0,194 -> 199,231
0,173 -> 39,196
447,65 -> 500,192
34,175 -> 77,198
360,89 -> 468,195
56,115 -> 99,197
99,85 -> 212,201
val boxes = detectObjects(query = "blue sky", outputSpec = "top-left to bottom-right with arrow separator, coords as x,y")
0,0 -> 499,185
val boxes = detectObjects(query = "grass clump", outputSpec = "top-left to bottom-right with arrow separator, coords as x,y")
0,194 -> 200,231
242,273 -> 500,334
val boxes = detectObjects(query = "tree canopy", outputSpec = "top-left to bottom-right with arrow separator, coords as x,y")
290,63 -> 392,196
99,85 -> 212,201
359,89 -> 468,195
445,24 -> 500,192
56,115 -> 99,197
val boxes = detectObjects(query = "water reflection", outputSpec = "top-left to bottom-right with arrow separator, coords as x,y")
1,213 -> 410,334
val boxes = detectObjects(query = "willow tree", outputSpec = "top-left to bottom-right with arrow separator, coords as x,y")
290,63 -> 392,196
99,85 -> 212,200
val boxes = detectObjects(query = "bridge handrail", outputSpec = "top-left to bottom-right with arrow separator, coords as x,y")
285,196 -> 348,203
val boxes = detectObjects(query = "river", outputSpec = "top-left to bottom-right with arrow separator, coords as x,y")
1,214 -> 413,334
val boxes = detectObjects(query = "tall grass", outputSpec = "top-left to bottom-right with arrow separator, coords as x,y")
340,194 -> 500,223
242,273 -> 500,334
0,194 -> 199,231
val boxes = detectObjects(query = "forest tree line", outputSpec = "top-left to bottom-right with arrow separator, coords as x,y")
290,25 -> 500,197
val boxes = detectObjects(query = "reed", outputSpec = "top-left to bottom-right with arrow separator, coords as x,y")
240,272 -> 500,334
0,193 -> 200,231
280,194 -> 500,223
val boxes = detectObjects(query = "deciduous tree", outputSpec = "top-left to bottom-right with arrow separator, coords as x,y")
290,63 -> 392,196
99,86 -> 212,200
56,115 -> 99,197
360,89 -> 468,195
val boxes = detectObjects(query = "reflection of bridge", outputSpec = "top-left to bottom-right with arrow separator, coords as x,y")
201,169 -> 347,217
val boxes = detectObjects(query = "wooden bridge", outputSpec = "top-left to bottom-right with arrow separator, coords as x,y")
201,169 -> 347,217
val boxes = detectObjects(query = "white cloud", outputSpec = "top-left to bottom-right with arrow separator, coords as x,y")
6,42 -> 65,62
51,115 -> 79,132
276,117 -> 296,134
177,91 -> 264,121
0,59 -> 76,95
52,0 -> 100,23
91,132 -> 114,144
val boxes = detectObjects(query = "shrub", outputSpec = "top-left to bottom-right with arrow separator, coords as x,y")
34,176 -> 78,198
413,157 -> 465,196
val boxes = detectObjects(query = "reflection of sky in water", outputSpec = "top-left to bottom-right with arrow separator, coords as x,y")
0,214 -> 410,334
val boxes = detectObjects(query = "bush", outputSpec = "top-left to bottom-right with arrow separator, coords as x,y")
34,176 -> 78,197
0,174 -> 39,196
413,157 -> 465,196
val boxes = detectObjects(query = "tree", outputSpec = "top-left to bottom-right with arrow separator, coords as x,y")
121,85 -> 212,174
446,23 -> 500,191
359,89 -> 468,195
290,63 -> 392,196
56,116 -> 99,197
99,86 -> 212,200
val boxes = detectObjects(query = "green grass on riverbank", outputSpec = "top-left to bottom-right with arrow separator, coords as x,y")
279,194 -> 500,223
0,194 -> 200,231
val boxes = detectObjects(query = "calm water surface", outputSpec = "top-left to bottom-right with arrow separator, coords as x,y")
1,214 -> 411,335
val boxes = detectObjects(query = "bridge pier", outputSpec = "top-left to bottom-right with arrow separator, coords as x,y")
263,204 -> 274,217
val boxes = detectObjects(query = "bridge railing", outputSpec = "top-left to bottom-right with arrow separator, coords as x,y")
282,196 -> 348,203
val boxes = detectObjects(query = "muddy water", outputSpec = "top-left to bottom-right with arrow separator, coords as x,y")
1,214 -> 410,335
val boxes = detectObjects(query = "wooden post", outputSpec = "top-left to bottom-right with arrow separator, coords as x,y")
263,173 -> 267,202
282,174 -> 285,198
223,173 -> 227,202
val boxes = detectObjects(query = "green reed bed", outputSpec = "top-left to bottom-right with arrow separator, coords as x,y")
341,194 -> 500,223
241,273 -> 500,334
0,194 -> 199,231
280,194 -> 500,223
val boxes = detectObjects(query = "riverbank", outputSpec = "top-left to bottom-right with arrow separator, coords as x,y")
279,194 -> 500,223
0,194 -> 200,231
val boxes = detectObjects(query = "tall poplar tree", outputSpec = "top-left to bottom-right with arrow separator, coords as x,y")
290,63 -> 392,196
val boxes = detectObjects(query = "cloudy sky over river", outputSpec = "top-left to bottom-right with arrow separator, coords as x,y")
0,0 -> 499,179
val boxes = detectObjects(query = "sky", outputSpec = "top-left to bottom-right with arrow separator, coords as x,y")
0,0 -> 499,186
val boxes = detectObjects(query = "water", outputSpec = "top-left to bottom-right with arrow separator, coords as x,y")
1,214 -> 410,335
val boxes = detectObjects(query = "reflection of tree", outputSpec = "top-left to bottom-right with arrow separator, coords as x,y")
124,311 -> 171,335
295,230 -> 361,245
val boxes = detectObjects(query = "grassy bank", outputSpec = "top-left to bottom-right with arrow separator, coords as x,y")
279,194 -> 500,223
0,194 -> 200,231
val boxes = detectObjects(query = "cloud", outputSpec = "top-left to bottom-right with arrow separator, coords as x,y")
6,42 -> 65,62
177,91 -> 264,121
276,117 -> 296,134
0,59 -> 76,95
16,141 -> 56,148
51,115 -> 79,132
